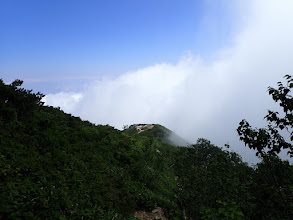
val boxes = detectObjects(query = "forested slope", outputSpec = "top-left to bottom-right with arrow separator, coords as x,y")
0,79 -> 292,219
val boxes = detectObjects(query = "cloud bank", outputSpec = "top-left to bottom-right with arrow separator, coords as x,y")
44,0 -> 293,163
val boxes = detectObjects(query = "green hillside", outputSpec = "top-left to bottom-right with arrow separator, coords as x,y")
1,79 -> 293,219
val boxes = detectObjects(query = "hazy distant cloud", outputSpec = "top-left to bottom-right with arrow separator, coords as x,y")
43,92 -> 82,113
44,0 -> 293,163
44,55 -> 229,131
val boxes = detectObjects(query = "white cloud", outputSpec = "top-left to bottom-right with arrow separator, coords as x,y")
44,0 -> 293,164
43,92 -> 82,113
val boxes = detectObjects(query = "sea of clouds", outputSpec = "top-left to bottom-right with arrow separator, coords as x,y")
44,0 -> 293,164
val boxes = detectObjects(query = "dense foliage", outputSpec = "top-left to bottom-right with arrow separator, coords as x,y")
237,75 -> 293,219
0,78 -> 292,219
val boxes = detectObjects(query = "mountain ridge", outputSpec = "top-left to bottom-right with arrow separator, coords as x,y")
1,79 -> 293,219
123,123 -> 189,146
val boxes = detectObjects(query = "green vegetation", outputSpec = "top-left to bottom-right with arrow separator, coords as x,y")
0,77 -> 293,219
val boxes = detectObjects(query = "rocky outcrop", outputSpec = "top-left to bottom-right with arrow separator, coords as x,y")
132,124 -> 155,133
134,207 -> 167,220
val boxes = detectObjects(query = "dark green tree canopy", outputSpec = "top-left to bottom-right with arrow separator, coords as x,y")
0,79 -> 44,122
0,78 -> 292,219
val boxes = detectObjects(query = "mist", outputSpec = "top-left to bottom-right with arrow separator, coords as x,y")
44,0 -> 293,164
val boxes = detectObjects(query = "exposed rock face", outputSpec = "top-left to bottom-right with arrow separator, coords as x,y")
132,124 -> 155,134
134,207 -> 167,220
126,124 -> 189,146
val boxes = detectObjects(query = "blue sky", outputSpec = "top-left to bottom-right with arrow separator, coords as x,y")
1,0 -> 237,93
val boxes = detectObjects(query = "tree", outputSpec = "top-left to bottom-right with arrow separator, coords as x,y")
237,75 -> 293,158
175,139 -> 252,219
0,79 -> 44,122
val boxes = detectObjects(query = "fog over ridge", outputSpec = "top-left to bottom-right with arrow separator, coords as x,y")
44,0 -> 293,164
